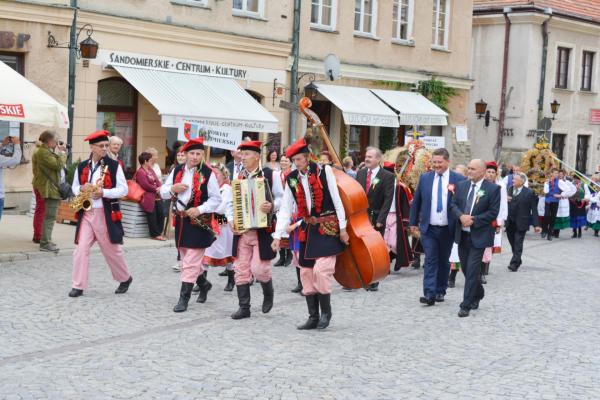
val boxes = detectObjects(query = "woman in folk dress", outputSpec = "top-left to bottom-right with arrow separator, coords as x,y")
198,164 -> 235,292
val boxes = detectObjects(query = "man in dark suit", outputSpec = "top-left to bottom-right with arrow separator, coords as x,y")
409,148 -> 465,305
506,172 -> 541,271
226,149 -> 243,180
450,159 -> 500,317
356,146 -> 395,291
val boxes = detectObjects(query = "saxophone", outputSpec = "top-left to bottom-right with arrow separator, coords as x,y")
70,165 -> 109,212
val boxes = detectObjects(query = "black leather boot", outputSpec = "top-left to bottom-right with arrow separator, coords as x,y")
173,282 -> 194,313
261,279 -> 274,313
273,250 -> 286,267
572,229 -> 578,238
317,293 -> 332,329
218,269 -> 228,276
291,267 -> 303,294
231,284 -> 251,319
224,269 -> 235,292
448,269 -> 457,288
283,249 -> 292,266
196,271 -> 212,303
297,295 -> 320,330
578,227 -> 582,238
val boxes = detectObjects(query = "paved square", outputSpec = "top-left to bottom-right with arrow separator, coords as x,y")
1,233 -> 599,399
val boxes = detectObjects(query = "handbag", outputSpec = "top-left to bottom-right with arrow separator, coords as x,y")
125,179 -> 144,203
42,169 -> 73,200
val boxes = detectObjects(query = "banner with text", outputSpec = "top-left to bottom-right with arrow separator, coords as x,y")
405,135 -> 446,150
178,119 -> 243,151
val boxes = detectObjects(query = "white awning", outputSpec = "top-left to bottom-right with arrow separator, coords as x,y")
0,60 -> 69,128
113,65 -> 279,132
371,90 -> 448,126
315,84 -> 399,127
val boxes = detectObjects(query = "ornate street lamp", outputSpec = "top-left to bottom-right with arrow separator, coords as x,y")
475,99 -> 488,118
47,24 -> 99,59
303,80 -> 318,100
550,99 -> 560,119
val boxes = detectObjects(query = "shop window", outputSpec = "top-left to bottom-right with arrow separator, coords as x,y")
378,127 -> 396,153
432,0 -> 450,49
354,0 -> 377,36
233,0 -> 264,18
392,0 -> 413,42
96,78 -> 137,177
348,126 -> 370,163
311,0 -> 337,30
0,53 -> 24,144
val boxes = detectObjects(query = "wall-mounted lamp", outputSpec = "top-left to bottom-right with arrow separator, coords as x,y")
550,99 -> 560,120
475,99 -> 498,127
47,24 -> 98,59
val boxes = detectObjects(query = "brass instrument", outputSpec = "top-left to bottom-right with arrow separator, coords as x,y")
70,165 -> 109,212
231,177 -> 268,233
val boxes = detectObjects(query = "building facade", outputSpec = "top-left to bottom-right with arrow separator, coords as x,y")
1,0 -> 475,211
295,0 -> 474,163
472,1 -> 600,174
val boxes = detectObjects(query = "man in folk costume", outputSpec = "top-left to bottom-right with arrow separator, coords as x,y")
382,161 -> 415,271
229,141 -> 284,320
272,138 -> 349,330
355,147 -> 395,290
569,176 -> 590,239
68,130 -> 132,297
480,161 -> 508,284
160,137 -> 222,312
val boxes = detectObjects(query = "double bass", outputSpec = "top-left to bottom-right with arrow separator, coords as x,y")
299,97 -> 390,289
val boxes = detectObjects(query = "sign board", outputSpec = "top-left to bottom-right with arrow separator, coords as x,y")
590,109 -> 600,124
0,104 -> 25,118
405,135 -> 445,150
455,125 -> 468,142
94,50 -> 286,83
178,119 -> 243,151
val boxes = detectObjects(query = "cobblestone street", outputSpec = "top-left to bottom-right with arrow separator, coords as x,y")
1,233 -> 599,399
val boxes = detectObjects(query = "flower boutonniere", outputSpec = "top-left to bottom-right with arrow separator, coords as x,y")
447,183 -> 456,194
371,177 -> 380,189
289,178 -> 298,189
475,189 -> 486,204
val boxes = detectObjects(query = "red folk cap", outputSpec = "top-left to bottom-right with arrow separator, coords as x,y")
84,130 -> 110,144
180,137 -> 205,152
486,161 -> 498,171
383,161 -> 396,172
238,140 -> 262,153
285,137 -> 310,159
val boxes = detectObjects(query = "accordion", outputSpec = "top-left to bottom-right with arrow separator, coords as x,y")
231,177 -> 269,231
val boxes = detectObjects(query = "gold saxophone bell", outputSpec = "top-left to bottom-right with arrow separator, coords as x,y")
81,198 -> 92,211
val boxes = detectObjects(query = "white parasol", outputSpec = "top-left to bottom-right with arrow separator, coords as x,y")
0,60 -> 69,128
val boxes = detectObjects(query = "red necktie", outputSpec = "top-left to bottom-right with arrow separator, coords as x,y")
366,169 -> 372,194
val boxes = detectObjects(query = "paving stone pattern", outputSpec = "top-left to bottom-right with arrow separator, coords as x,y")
1,233 -> 599,399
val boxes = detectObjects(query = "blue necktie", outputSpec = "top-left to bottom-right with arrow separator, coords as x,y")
436,174 -> 443,213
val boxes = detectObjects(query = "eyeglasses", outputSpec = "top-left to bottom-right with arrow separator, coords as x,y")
94,144 -> 110,148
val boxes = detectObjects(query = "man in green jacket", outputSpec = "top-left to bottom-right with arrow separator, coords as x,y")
32,130 -> 67,252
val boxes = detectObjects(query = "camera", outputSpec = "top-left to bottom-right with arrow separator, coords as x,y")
1,136 -> 15,157
58,141 -> 72,150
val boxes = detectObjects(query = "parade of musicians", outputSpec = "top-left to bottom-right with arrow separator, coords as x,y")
2,1 -> 600,399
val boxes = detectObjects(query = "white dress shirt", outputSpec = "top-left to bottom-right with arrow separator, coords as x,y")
71,159 -> 128,209
274,164 -> 346,240
429,169 -> 450,226
160,164 -> 221,214
463,178 -> 484,232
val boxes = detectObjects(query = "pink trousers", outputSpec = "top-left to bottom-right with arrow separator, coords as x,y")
233,230 -> 272,284
179,247 -> 205,283
72,209 -> 131,290
300,255 -> 336,295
